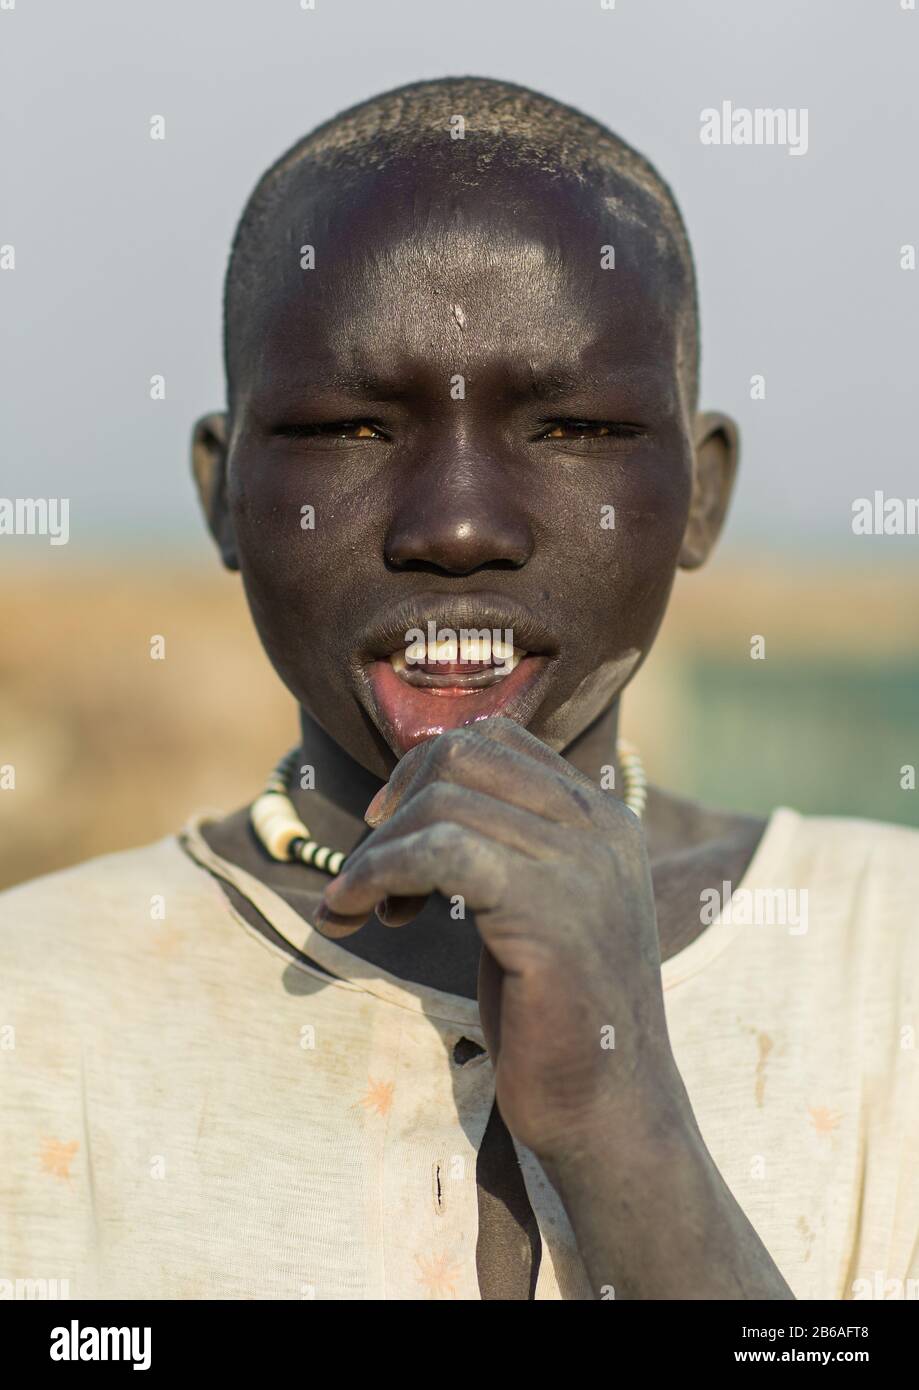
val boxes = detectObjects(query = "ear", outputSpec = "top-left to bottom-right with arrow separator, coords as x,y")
191,412 -> 239,571
679,411 -> 739,570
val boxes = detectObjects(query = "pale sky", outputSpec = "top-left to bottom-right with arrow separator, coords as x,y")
1,0 -> 917,558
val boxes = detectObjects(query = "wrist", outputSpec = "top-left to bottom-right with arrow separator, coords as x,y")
537,1067 -> 701,1193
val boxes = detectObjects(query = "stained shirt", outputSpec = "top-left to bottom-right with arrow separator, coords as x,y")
1,806 -> 917,1300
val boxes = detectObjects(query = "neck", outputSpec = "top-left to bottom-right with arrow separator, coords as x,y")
290,713 -> 385,856
561,699 -> 622,782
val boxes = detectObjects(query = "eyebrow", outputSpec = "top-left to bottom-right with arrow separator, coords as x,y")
257,368 -> 415,406
322,369 -> 408,400
318,367 -> 603,401
258,361 -> 651,411
522,369 -> 597,401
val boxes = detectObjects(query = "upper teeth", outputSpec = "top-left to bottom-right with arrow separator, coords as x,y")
390,638 -> 524,673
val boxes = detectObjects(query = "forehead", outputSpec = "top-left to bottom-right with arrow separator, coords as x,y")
234,148 -> 687,400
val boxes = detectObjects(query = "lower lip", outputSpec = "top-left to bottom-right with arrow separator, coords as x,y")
366,655 -> 549,756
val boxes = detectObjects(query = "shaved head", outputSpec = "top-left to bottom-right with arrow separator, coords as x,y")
195,77 -> 738,785
222,76 -> 700,414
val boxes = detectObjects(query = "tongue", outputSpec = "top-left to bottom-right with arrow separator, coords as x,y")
369,657 -> 535,755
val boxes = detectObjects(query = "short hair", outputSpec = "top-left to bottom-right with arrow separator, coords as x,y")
223,76 -> 700,412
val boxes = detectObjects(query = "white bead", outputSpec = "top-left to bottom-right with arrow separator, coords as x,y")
250,793 -> 309,860
616,737 -> 646,821
252,737 -> 646,876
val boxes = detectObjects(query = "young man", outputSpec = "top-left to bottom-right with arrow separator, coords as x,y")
2,78 -> 916,1302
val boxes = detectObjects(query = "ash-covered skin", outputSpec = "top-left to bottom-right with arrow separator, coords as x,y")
192,98 -> 791,1301
200,145 -> 726,778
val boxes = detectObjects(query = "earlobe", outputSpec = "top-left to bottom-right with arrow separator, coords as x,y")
191,412 -> 239,571
679,411 -> 740,570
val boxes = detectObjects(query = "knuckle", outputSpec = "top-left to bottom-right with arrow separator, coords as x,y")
351,845 -> 384,882
563,781 -> 597,824
424,821 -> 464,856
419,821 -> 480,878
484,715 -> 517,735
431,727 -> 476,771
413,781 -> 460,816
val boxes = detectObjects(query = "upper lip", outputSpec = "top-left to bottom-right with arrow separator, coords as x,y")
352,590 -> 560,666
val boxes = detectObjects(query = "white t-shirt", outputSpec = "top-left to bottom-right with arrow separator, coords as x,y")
1,806 -> 917,1300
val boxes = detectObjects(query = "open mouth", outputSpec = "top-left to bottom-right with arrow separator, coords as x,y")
354,594 -> 559,757
364,636 -> 553,756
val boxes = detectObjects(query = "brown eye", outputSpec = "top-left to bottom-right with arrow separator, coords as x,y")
538,420 -> 645,441
273,420 -> 386,441
325,421 -> 383,439
544,421 -> 614,439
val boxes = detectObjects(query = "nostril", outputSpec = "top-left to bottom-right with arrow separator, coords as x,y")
383,508 -> 534,576
453,1037 -> 486,1066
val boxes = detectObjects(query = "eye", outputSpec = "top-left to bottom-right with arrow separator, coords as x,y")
338,422 -> 380,439
536,420 -> 645,440
273,420 -> 387,441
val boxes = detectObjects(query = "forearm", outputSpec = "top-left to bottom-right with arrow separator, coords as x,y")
543,1089 -> 795,1301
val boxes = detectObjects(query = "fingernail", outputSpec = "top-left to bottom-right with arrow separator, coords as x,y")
365,787 -> 388,825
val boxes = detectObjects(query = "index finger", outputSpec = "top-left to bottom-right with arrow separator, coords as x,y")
364,716 -> 600,827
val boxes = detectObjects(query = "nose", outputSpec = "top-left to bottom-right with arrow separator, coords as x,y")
384,455 -> 534,575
